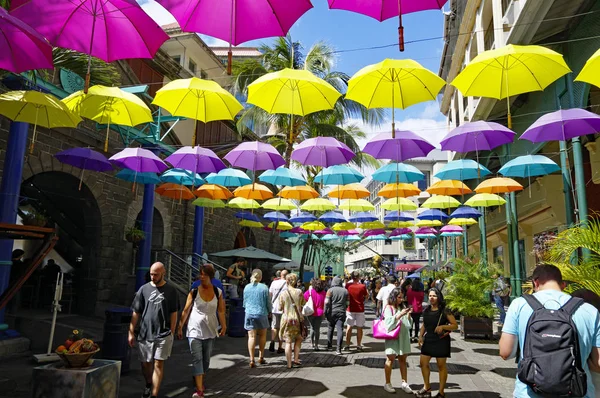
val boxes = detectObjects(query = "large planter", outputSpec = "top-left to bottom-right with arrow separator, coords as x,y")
460,316 -> 493,339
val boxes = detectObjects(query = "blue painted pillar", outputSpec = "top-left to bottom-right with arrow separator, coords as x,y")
136,183 -> 154,289
192,206 -> 204,267
0,122 -> 29,322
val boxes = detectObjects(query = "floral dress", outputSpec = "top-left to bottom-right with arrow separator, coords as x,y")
279,287 -> 305,343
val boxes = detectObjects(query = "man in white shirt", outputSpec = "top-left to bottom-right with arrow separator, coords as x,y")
376,275 -> 398,315
268,270 -> 288,353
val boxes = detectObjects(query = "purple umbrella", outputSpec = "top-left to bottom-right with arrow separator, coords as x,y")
0,8 -> 53,73
520,108 -> 600,143
290,226 -> 310,234
314,228 -> 335,235
109,148 -> 169,174
363,229 -> 386,237
291,137 -> 355,167
440,225 -> 463,233
389,227 -> 412,237
337,229 -> 359,236
363,130 -> 435,161
224,141 -> 285,171
12,0 -> 169,92
415,227 -> 438,235
440,121 -> 516,153
165,146 -> 226,175
55,147 -> 113,190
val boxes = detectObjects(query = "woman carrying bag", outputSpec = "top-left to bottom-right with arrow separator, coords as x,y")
279,273 -> 306,369
303,278 -> 326,351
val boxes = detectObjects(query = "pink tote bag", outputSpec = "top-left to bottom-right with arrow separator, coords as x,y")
372,306 -> 401,340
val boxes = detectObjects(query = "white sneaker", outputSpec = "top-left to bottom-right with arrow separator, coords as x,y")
384,383 -> 396,393
401,381 -> 413,394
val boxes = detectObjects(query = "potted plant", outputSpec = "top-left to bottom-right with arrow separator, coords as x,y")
21,208 -> 48,227
445,258 -> 501,339
125,226 -> 145,244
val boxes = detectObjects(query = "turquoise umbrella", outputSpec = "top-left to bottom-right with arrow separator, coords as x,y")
434,159 -> 491,181
372,162 -> 424,183
206,168 -> 252,187
259,167 -> 306,186
364,234 -> 388,241
116,169 -> 160,185
390,234 -> 413,240
498,155 -> 560,178
314,165 -> 364,185
160,168 -> 204,186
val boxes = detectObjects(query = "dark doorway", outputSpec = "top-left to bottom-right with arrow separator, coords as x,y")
234,227 -> 256,249
135,208 -> 164,249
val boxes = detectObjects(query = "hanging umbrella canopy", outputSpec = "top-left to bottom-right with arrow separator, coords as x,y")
417,209 -> 449,221
364,234 -> 388,241
421,195 -> 461,209
384,211 -> 414,222
449,218 -> 478,226
575,48 -> 600,88
0,8 -> 53,73
192,198 -> 225,208
382,197 -> 418,211
416,233 -> 437,239
464,193 -> 506,208
328,183 -> 370,200
373,162 -> 424,183
434,159 -> 491,181
415,227 -> 438,235
205,168 -> 252,187
337,229 -> 360,236
441,232 -> 463,237
440,121 -> 516,153
363,131 -> 435,161
450,206 -> 482,219
279,232 -> 297,239
115,169 -> 160,185
259,167 -> 306,187
389,227 -> 413,237
156,183 -> 195,200
360,221 -> 386,230
300,198 -> 336,212
388,220 -> 413,228
240,220 -> 263,229
264,212 -> 289,222
160,169 -> 204,186
498,155 -> 560,178
224,141 -> 285,171
227,197 -> 261,209
289,211 -> 317,224
378,183 -> 421,198
349,212 -> 378,223
320,234 -> 340,241
165,146 -> 226,175
332,222 -> 357,231
262,198 -> 297,211
440,225 -> 463,233
301,221 -> 327,231
363,229 -> 387,237
314,165 -> 365,185
278,185 -> 319,200
426,180 -> 472,196
109,148 -> 168,173
475,177 -> 523,194
339,199 -> 375,212
319,211 -> 347,224
390,234 -> 411,241
291,137 -> 355,167
314,227 -> 335,235
195,184 -> 233,200
415,220 -> 443,227
290,226 -> 310,234
234,212 -> 261,222
55,147 -> 112,172
233,183 -> 274,200
520,108 -> 600,143
266,221 -> 293,231
343,235 -> 362,241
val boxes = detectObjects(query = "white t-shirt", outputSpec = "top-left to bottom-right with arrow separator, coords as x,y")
376,284 -> 396,305
187,287 -> 222,340
269,279 -> 287,315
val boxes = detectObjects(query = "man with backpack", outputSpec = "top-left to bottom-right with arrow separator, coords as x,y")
499,264 -> 600,397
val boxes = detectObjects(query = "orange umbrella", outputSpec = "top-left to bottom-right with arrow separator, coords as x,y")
378,183 -> 421,198
426,180 -> 472,196
156,183 -> 195,200
328,183 -> 370,200
278,185 -> 319,200
474,177 -> 523,194
195,184 -> 233,200
233,183 -> 274,200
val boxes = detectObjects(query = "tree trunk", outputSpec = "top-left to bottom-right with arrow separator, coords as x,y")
284,141 -> 294,168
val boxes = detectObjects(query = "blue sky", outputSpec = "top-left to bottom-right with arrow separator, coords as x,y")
139,0 -> 449,147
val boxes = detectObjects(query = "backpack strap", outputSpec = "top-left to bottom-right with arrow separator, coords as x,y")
521,294 -> 544,311
560,297 -> 585,316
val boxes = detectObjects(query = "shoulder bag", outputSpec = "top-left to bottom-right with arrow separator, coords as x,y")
302,287 -> 315,316
435,309 -> 452,339
372,305 -> 402,340
287,290 -> 308,340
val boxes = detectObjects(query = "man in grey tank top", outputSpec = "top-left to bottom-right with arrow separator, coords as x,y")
325,276 -> 349,355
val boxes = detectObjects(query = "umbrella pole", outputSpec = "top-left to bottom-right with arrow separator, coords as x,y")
78,167 -> 84,191
29,107 -> 40,154
84,16 -> 98,94
397,0 -> 404,52
192,120 -> 198,147
504,69 -> 512,129
104,119 -> 111,153
227,0 -> 235,76
391,86 -> 396,139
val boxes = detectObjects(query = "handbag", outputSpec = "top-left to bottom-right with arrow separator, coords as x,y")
288,290 -> 308,340
435,310 -> 452,339
302,287 -> 315,316
372,306 -> 402,340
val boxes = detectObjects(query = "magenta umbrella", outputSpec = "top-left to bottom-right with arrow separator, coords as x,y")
165,146 -> 226,175
0,8 -> 53,73
415,227 -> 438,235
337,229 -> 359,236
363,130 -> 435,161
290,226 -> 309,234
291,137 -> 355,167
440,225 -> 463,233
12,0 -> 168,92
158,0 -> 312,74
520,108 -> 600,143
328,0 -> 447,51
363,229 -> 386,237
224,141 -> 285,171
109,148 -> 169,174
314,228 -> 335,235
389,227 -> 412,237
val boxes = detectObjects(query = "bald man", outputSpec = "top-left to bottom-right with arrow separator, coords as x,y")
129,262 -> 180,398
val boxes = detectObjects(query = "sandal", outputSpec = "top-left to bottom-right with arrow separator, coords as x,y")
249,361 -> 256,368
292,361 -> 302,367
258,357 -> 267,364
433,393 -> 445,398
416,388 -> 431,398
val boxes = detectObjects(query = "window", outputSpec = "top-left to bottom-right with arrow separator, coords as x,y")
188,59 -> 197,74
493,245 -> 504,265
200,69 -> 208,79
172,55 -> 181,65
417,171 -> 430,191
385,239 -> 392,245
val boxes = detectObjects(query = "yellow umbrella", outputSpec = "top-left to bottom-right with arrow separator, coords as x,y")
339,199 -> 374,212
227,197 -> 261,209
421,195 -> 461,209
0,90 -> 81,153
301,221 -> 327,231
279,185 -> 319,200
332,222 -> 357,231
360,221 -> 385,230
347,59 -> 445,138
426,180 -> 472,196
262,198 -> 296,211
233,183 -> 274,200
415,220 -> 443,227
474,177 -> 523,194
464,193 -> 506,208
378,183 -> 421,198
192,198 -> 225,208
451,45 -> 570,128
575,48 -> 600,88
240,219 -> 263,228
152,78 -> 243,145
267,221 -> 293,231
449,218 -> 478,226
382,197 -> 418,211
328,183 -> 370,200
63,85 -> 153,151
195,184 -> 233,200
300,198 -> 336,212
387,221 -> 414,229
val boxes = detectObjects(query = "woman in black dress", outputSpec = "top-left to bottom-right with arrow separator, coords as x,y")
416,288 -> 458,398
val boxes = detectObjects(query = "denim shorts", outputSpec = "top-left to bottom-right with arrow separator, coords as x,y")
244,314 -> 269,330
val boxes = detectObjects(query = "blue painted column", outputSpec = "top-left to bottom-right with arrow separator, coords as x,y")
136,183 -> 154,289
192,206 -> 204,267
0,122 -> 29,322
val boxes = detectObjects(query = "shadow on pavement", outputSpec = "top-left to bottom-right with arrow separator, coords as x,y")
209,376 -> 328,397
473,347 -> 499,356
444,392 -> 502,397
491,367 -> 517,379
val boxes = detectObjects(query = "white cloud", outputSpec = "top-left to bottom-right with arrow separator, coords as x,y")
419,102 -> 444,120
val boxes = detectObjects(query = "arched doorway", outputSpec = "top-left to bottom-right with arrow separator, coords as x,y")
135,208 -> 164,249
20,172 -> 102,314
234,227 -> 256,249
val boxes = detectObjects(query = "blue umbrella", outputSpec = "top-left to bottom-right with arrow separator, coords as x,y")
320,234 -> 340,241
342,235 -> 361,241
319,211 -> 347,223
116,169 -> 160,185
384,211 -> 414,222
259,167 -> 306,186
450,206 -> 482,219
234,211 -> 261,222
289,211 -> 317,224
417,209 -> 449,221
206,168 -> 252,187
160,168 -> 204,186
372,162 -> 424,183
349,212 -> 378,223
390,234 -> 413,241
498,155 -> 560,178
434,159 -> 491,181
314,165 -> 364,185
279,231 -> 297,238
264,211 -> 289,222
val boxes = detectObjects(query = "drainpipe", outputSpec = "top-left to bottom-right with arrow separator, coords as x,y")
443,236 -> 448,262
510,192 -> 522,296
192,207 -> 204,268
0,122 -> 29,323
463,227 -> 468,257
136,183 -> 154,290
479,207 -> 488,267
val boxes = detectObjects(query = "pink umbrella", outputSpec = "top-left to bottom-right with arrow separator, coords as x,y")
291,137 -> 355,167
415,227 -> 438,235
0,8 -> 53,73
12,0 -> 168,92
314,228 -> 335,236
158,0 -> 313,74
440,225 -> 463,233
389,227 -> 412,237
224,141 -> 285,171
328,0 -> 448,51
363,229 -> 386,237
337,229 -> 359,236
290,226 -> 309,234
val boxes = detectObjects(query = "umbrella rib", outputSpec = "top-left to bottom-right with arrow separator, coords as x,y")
367,72 -> 387,109
57,0 -> 89,39
404,68 -> 438,102
270,79 -> 289,114
461,60 -> 503,99
511,54 -> 544,91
